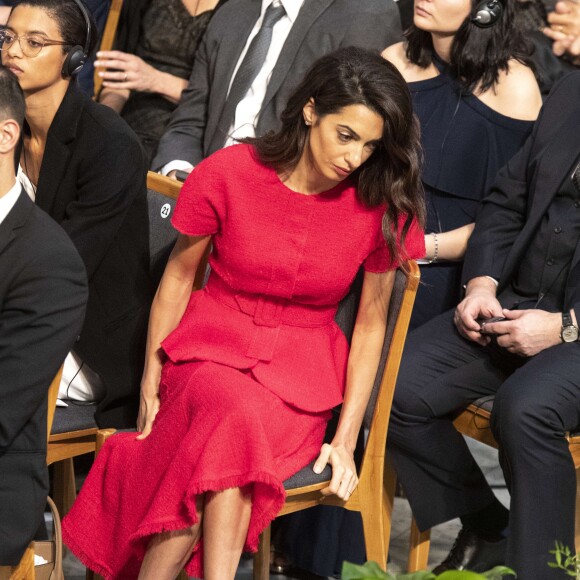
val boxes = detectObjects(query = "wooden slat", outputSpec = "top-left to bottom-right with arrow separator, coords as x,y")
147,171 -> 182,200
49,428 -> 99,443
93,0 -> 124,97
0,544 -> 35,580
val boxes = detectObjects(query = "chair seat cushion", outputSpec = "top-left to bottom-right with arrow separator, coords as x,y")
51,403 -> 98,435
283,461 -> 332,490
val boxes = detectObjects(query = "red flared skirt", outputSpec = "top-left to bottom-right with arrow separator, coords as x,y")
62,360 -> 330,579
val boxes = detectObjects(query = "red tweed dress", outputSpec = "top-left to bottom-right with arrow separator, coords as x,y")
62,144 -> 425,579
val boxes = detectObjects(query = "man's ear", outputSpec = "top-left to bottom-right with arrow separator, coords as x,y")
0,118 -> 20,155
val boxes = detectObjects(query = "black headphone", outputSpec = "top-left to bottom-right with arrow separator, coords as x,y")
470,0 -> 503,28
62,0 -> 92,77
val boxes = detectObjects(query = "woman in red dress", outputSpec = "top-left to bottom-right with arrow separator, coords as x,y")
63,46 -> 426,579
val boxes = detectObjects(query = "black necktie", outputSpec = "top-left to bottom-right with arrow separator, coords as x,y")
218,2 -> 286,138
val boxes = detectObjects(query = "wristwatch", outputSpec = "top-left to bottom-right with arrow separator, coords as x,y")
561,311 -> 579,342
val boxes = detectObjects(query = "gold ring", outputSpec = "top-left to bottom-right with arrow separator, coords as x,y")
124,73 -> 128,81
555,25 -> 565,32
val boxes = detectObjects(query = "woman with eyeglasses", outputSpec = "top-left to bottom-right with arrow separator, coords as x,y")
0,0 -> 151,428
382,0 -> 542,331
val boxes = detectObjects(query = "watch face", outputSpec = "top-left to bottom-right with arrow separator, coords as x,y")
562,326 -> 579,342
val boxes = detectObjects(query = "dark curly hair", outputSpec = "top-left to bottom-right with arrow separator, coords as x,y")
244,46 -> 425,268
405,0 -> 534,93
14,0 -> 98,58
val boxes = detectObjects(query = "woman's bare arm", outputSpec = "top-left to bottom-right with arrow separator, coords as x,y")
137,233 -> 211,438
314,269 -> 395,499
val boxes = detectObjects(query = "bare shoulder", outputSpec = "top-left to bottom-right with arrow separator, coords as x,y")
477,60 -> 542,121
381,42 -> 438,82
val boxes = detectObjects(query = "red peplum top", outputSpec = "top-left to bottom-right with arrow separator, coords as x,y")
161,144 -> 425,412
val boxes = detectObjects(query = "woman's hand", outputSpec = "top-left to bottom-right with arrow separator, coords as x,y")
95,50 -> 162,93
136,383 -> 160,440
94,51 -> 188,103
313,443 -> 359,501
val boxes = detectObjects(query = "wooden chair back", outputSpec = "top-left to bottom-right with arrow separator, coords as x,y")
253,261 -> 421,578
47,365 -> 64,441
93,0 -> 124,97
146,171 -> 208,291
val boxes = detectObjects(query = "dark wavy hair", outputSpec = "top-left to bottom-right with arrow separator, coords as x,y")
244,46 -> 425,268
14,0 -> 98,58
405,0 -> 534,93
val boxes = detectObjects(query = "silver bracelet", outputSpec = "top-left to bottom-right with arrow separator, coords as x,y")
428,232 -> 439,264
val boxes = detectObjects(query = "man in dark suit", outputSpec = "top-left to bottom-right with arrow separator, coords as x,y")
0,68 -> 87,566
151,0 -> 402,174
388,72 -> 580,579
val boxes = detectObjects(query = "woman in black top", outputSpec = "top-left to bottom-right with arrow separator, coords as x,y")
2,0 -> 151,427
95,0 -> 227,164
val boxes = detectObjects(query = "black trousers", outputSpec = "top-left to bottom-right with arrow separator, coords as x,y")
388,309 -> 580,579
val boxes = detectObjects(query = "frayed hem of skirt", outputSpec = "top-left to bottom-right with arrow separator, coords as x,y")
130,470 -> 287,576
62,524 -> 115,580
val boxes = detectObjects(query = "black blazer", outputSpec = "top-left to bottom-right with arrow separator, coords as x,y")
151,0 -> 402,169
32,83 -> 151,428
462,72 -> 580,316
0,191 -> 87,565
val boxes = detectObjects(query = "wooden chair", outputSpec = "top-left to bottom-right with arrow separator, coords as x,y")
47,172 -> 189,520
401,399 -> 580,572
90,262 -> 419,580
93,0 -> 124,97
86,173 -> 205,580
252,261 -> 421,579
0,366 -> 63,580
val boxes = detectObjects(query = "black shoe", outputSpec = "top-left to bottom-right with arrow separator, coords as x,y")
432,526 -> 507,574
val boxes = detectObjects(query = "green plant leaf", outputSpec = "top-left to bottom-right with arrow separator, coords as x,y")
436,571 -> 487,579
482,566 -> 516,579
394,572 -> 436,580
341,560 -> 391,579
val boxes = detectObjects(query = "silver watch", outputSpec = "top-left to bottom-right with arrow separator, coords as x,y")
561,311 -> 579,343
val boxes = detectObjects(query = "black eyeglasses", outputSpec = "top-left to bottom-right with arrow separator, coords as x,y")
0,28 -> 70,58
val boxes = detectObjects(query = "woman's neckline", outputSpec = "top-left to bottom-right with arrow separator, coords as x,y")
274,169 -> 349,198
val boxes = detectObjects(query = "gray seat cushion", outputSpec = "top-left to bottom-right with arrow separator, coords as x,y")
283,461 -> 332,491
51,403 -> 98,435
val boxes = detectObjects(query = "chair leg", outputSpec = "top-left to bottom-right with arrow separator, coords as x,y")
52,457 -> 77,517
382,454 -> 397,570
575,467 -> 580,552
359,477 -> 387,571
407,517 -> 430,572
0,543 -> 35,580
253,526 -> 271,580
96,429 -> 116,456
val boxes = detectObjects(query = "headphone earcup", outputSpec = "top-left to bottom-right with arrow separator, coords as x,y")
62,45 -> 86,77
470,0 -> 503,27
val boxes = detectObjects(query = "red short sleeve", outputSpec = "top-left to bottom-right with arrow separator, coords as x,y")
171,156 -> 226,236
364,215 -> 425,272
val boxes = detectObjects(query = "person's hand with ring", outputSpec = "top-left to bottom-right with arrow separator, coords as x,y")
95,50 -> 162,93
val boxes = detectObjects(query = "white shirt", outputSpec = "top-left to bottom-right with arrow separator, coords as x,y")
0,180 -> 21,225
162,0 -> 305,175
